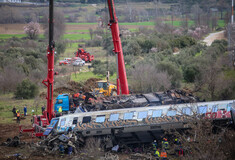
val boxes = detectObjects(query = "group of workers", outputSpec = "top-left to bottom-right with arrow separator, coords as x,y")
152,137 -> 183,159
12,105 -> 28,124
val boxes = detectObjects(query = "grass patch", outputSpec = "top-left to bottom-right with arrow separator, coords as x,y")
163,20 -> 194,27
66,22 -> 97,25
66,29 -> 89,33
120,21 -> 155,26
63,33 -> 90,40
71,71 -> 116,82
217,20 -> 225,28
0,93 -> 44,124
225,70 -> 235,79
64,42 -> 81,56
0,34 -> 26,39
129,28 -> 138,32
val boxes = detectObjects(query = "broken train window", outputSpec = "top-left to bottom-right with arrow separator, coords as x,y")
109,113 -> 119,121
138,111 -> 148,119
60,118 -> 66,126
167,110 -> 177,116
96,115 -> 106,123
124,112 -> 134,120
197,106 -> 207,114
73,117 -> 78,124
82,116 -> 91,123
152,110 -> 162,117
182,107 -> 191,115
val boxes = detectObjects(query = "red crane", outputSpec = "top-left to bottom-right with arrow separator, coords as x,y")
20,0 -> 129,136
107,0 -> 129,95
42,0 -> 55,122
20,0 -> 55,136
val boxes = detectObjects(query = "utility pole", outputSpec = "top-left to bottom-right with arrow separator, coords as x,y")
232,0 -> 234,24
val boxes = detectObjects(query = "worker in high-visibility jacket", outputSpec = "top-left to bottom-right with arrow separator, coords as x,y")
16,111 -> 20,124
152,140 -> 158,151
160,149 -> 167,160
59,106 -> 62,116
154,148 -> 160,160
162,138 -> 169,150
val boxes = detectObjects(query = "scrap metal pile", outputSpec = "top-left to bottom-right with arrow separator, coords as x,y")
31,130 -> 84,155
85,89 -> 200,111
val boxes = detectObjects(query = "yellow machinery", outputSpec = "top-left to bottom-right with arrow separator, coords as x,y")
93,80 -> 117,97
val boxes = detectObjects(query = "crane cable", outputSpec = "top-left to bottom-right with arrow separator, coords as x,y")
105,0 -> 109,73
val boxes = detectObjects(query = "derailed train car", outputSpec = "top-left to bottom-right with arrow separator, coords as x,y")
46,100 -> 234,146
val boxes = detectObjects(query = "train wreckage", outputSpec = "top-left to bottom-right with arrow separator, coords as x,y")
43,99 -> 235,148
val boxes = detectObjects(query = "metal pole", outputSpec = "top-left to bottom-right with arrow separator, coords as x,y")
232,0 -> 234,24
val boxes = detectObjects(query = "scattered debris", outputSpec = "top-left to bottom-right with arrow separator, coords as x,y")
86,89 -> 200,111
1,136 -> 23,147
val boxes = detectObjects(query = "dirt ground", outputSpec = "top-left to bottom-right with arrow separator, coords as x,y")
0,123 -> 136,160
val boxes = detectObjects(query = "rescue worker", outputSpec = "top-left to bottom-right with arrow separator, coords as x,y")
59,142 -> 65,156
162,138 -> 169,150
32,109 -> 35,115
41,106 -> 45,114
59,106 -> 62,116
16,111 -> 20,124
152,140 -> 158,151
23,105 -> 27,116
160,149 -> 167,160
174,138 -> 181,156
12,106 -> 16,117
174,138 -> 181,145
154,148 -> 160,160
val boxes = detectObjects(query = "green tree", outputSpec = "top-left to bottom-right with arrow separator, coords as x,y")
15,79 -> 39,99
183,65 -> 199,83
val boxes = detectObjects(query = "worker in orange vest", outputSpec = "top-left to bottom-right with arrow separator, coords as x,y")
16,111 -> 20,124
160,149 -> 167,160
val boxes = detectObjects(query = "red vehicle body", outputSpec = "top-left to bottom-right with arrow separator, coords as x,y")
75,48 -> 94,63
59,60 -> 69,65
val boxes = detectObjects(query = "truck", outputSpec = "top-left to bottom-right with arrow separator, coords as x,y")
54,92 -> 97,113
74,48 -> 94,63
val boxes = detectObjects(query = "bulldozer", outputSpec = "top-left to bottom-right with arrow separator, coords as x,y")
92,71 -> 118,97
93,80 -> 117,97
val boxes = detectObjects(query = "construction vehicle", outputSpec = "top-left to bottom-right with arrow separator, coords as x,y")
93,80 -> 117,97
74,48 -> 94,63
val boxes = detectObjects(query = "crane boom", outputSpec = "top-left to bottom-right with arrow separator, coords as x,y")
42,0 -> 55,122
107,0 -> 129,95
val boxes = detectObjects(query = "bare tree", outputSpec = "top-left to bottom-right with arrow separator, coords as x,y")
0,65 -> 25,93
211,15 -> 218,31
24,22 -> 40,40
42,9 -> 65,41
191,4 -> 203,27
129,63 -> 171,93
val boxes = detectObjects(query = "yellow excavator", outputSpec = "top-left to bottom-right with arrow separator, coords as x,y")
92,71 -> 118,97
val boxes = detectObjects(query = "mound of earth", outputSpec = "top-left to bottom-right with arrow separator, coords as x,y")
54,78 -> 101,94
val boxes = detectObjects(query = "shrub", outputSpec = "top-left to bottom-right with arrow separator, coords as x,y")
15,79 -> 39,99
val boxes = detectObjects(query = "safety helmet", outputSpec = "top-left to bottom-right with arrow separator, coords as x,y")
154,140 -> 156,142
175,138 -> 178,141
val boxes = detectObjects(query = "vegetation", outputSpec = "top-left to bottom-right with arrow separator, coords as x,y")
0,0 -> 234,111
15,79 -> 39,99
